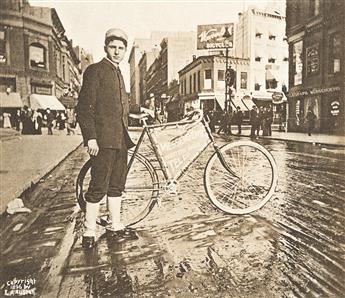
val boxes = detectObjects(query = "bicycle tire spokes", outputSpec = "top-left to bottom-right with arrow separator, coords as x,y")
204,141 -> 278,214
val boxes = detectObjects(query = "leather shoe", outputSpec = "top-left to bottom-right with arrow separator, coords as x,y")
82,236 -> 95,249
106,228 -> 138,241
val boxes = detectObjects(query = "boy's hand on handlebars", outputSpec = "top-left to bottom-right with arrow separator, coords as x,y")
87,139 -> 99,156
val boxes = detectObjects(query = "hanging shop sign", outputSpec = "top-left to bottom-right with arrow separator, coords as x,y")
330,101 -> 340,116
289,86 -> 341,98
197,23 -> 234,49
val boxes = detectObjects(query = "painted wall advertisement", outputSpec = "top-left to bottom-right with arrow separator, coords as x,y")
197,23 -> 234,49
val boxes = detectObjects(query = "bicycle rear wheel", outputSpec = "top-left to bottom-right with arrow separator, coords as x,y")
76,151 -> 160,226
204,141 -> 278,214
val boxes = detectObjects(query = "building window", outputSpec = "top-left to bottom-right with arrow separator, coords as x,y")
204,69 -> 212,89
0,29 -> 7,63
218,70 -> 225,81
184,79 -> 186,94
180,80 -> 184,94
292,40 -> 303,85
268,58 -> 276,63
306,43 -> 320,76
29,43 -> 46,69
266,79 -> 278,89
255,56 -> 261,62
189,75 -> 192,94
197,71 -> 201,92
329,33 -> 341,74
205,69 -> 211,80
269,34 -> 276,40
240,72 -> 247,89
62,55 -> 66,80
283,57 -> 289,62
254,83 -> 261,91
193,73 -> 196,93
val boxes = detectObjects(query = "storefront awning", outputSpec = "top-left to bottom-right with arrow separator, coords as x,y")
29,94 -> 65,111
231,96 -> 255,111
215,94 -> 225,110
0,92 -> 22,108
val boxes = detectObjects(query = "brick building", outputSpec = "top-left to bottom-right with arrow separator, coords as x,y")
286,0 -> 344,134
0,0 -> 84,111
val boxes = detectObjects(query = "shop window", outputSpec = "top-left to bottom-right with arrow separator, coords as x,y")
292,40 -> 303,85
266,79 -> 278,89
306,43 -> 320,76
240,72 -> 247,89
29,43 -> 46,69
309,0 -> 320,17
0,30 -> 7,63
218,70 -> 225,81
329,33 -> 341,74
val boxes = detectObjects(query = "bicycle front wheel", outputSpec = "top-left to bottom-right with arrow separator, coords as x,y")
204,141 -> 278,214
76,151 -> 160,226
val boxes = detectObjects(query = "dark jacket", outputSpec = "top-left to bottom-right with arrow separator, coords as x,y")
250,109 -> 259,125
76,58 -> 134,149
234,110 -> 243,124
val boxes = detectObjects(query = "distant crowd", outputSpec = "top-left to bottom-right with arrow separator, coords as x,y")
0,106 -> 77,136
204,105 -> 277,137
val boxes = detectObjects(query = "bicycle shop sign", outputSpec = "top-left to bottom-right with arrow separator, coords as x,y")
197,23 -> 234,49
289,86 -> 341,98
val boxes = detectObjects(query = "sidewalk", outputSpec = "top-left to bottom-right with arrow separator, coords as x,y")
219,125 -> 345,147
0,128 -> 82,214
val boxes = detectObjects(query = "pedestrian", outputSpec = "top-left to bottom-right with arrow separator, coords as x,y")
258,106 -> 265,136
59,112 -> 66,130
234,106 -> 243,135
305,107 -> 316,136
250,105 -> 259,137
76,28 -> 135,249
14,109 -> 21,131
44,108 -> 54,135
217,110 -> 230,135
66,108 -> 75,135
209,110 -> 216,132
266,106 -> 273,136
32,110 -> 43,135
2,112 -> 12,128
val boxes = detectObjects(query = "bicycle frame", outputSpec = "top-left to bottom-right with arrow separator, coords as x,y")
127,110 -> 239,190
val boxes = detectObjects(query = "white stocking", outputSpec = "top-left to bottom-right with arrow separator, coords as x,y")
107,196 -> 125,231
84,202 -> 100,237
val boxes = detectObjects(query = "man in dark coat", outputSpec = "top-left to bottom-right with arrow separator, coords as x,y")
76,28 -> 135,249
234,106 -> 243,135
250,105 -> 259,137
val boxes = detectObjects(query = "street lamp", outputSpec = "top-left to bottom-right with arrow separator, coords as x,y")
223,26 -> 232,112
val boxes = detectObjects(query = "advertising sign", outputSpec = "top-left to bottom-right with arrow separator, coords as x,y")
197,23 -> 234,49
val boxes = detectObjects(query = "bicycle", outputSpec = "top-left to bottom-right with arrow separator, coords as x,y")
76,109 -> 278,227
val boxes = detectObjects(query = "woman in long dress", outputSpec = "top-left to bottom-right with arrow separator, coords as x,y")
2,112 -> 11,128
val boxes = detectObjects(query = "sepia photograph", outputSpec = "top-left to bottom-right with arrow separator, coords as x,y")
0,0 -> 344,297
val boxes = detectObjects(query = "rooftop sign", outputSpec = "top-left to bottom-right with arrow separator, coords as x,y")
197,23 -> 234,50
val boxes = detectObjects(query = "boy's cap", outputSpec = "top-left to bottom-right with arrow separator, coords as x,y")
105,28 -> 128,45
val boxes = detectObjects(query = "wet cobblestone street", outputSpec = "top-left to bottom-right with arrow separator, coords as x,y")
1,134 -> 344,297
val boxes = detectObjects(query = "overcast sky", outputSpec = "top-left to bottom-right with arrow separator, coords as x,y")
31,0 -> 285,90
